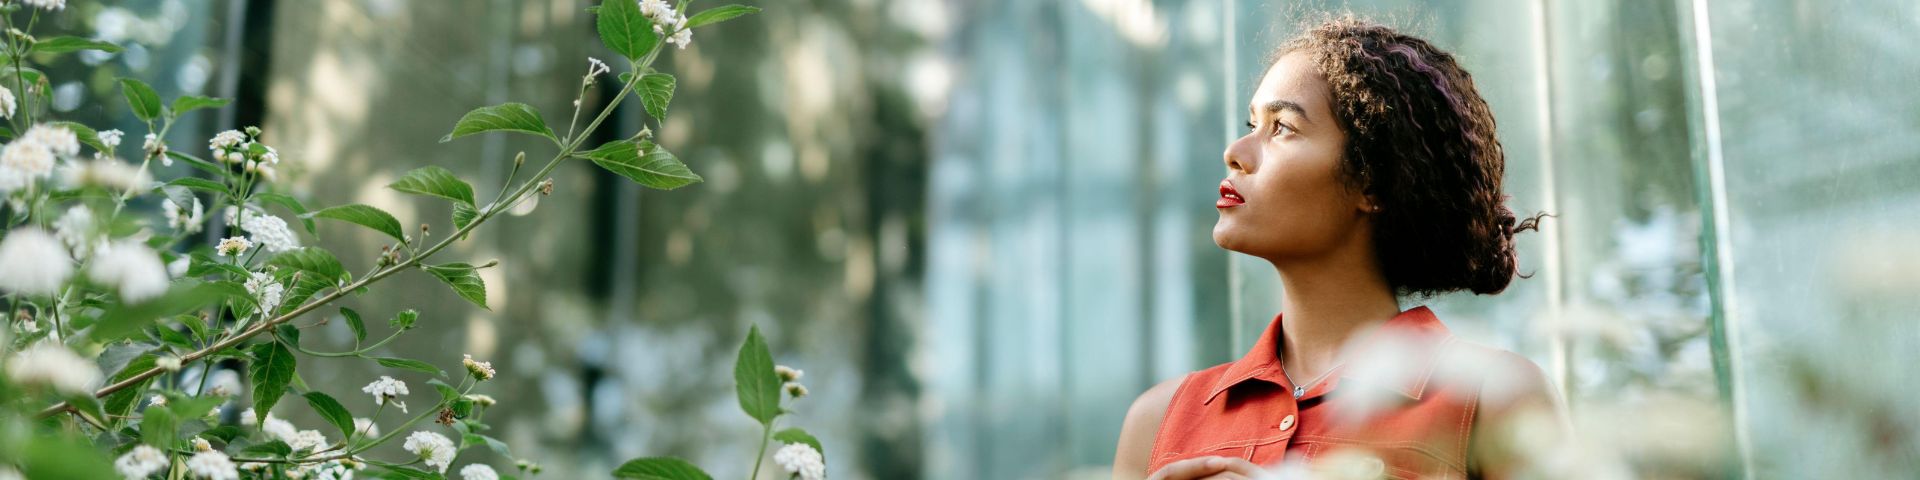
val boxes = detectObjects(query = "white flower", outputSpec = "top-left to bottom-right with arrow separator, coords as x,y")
215,236 -> 252,257
587,57 -> 611,77
165,196 -> 205,233
20,0 -> 66,11
168,256 -> 191,278
22,124 -> 81,157
144,133 -> 169,164
89,240 -> 170,302
305,461 -> 355,480
352,417 -> 380,438
0,86 -> 14,119
52,205 -> 95,253
772,443 -> 826,480
191,437 -> 213,452
261,415 -> 298,443
462,354 -> 495,381
665,27 -> 692,49
61,158 -> 152,191
99,129 -> 125,150
362,376 -> 409,412
157,355 -> 183,372
115,444 -> 168,479
186,450 -> 237,480
459,464 -> 498,480
0,140 -> 55,192
784,381 -> 809,398
244,272 -> 285,315
775,365 -> 803,382
403,431 -> 456,473
148,394 -> 167,407
208,130 -> 246,153
240,408 -> 259,426
638,0 -> 674,20
0,228 -> 74,295
241,213 -> 299,254
285,429 -> 328,453
5,343 -> 100,395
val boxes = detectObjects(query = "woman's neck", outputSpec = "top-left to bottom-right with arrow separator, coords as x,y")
1270,247 -> 1402,384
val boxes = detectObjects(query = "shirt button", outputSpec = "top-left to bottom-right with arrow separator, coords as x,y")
1279,414 -> 1295,431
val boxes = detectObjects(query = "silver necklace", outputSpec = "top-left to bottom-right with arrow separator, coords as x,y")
1280,364 -> 1339,399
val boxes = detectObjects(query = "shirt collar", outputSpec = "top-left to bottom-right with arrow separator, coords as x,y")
1203,306 -> 1454,405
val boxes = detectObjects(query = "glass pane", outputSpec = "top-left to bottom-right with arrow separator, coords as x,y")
1696,0 -> 1920,476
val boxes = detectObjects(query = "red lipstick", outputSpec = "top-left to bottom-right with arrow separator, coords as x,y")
1217,180 -> 1244,208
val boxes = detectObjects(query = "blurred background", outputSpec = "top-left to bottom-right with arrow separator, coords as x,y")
37,0 -> 1920,478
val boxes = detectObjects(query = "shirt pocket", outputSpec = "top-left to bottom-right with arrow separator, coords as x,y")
1291,437 -> 1466,480
1151,441 -> 1257,473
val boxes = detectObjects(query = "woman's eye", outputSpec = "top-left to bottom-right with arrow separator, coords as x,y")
1271,121 -> 1292,136
1245,120 -> 1257,131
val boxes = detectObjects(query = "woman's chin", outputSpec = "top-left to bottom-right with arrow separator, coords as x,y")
1212,222 -> 1245,252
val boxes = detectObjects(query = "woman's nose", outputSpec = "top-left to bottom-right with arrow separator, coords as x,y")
1223,136 -> 1254,174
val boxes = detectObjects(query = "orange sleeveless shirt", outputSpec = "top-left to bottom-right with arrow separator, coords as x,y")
1148,306 -> 1554,479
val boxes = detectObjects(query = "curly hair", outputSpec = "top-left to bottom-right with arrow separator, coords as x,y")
1278,16 -> 1545,296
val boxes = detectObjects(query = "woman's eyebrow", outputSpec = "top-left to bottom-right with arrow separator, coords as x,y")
1263,99 -> 1311,124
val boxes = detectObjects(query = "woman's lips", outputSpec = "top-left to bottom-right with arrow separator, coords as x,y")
1217,180 -> 1245,208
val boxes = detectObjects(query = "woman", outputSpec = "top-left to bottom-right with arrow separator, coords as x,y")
1113,17 -> 1565,480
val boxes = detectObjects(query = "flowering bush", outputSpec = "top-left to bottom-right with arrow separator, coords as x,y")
0,1 -> 801,479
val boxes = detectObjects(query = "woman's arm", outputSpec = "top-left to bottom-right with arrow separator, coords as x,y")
1468,351 -> 1570,479
1114,377 -> 1183,479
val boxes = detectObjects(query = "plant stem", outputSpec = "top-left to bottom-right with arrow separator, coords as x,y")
34,61 -> 651,420
750,421 -> 773,480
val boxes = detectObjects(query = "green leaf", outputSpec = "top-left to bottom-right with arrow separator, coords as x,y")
303,392 -> 356,438
139,400 -> 180,448
734,324 -> 782,426
34,36 -> 123,54
685,5 -> 761,29
171,95 -> 231,115
168,151 -> 236,179
118,77 -> 163,121
440,102 -> 557,144
341,307 -> 367,344
93,281 -> 241,342
389,309 -> 419,330
452,202 -> 478,232
596,0 -> 660,61
424,263 -> 489,310
255,192 -> 318,235
638,73 -> 675,120
577,140 -> 702,190
166,176 -> 227,197
773,427 -> 825,457
240,440 -> 293,458
102,354 -> 159,418
265,247 -> 348,285
248,340 -> 298,426
373,357 -> 444,377
50,121 -> 108,153
428,379 -> 461,402
389,165 -> 477,206
308,204 -> 406,242
611,457 -> 713,480
19,436 -> 120,480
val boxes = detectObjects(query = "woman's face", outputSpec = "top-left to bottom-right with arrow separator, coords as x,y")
1213,52 -> 1371,260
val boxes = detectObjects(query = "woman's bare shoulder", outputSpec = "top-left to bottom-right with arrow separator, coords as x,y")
1114,376 -> 1187,479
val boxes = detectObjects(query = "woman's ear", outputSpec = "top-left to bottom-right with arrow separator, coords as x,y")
1359,192 -> 1382,214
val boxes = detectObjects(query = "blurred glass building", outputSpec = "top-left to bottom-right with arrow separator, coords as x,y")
56,0 -> 1920,478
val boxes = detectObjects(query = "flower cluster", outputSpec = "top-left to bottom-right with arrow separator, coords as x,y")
404,431 -> 456,474
0,124 -> 79,193
208,128 -> 282,181
639,0 -> 692,49
362,375 -> 410,413
773,443 -> 826,480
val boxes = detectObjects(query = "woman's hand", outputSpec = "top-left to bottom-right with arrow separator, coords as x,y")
1146,456 -> 1267,480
